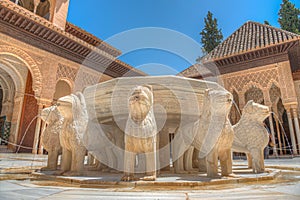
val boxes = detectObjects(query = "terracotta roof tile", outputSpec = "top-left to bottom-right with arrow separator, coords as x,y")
202,21 -> 300,62
180,21 -> 300,78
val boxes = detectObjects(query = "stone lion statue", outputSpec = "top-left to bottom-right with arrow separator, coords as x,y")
56,92 -> 89,176
121,85 -> 157,181
84,122 -> 124,172
232,100 -> 270,173
173,89 -> 234,177
40,106 -> 63,171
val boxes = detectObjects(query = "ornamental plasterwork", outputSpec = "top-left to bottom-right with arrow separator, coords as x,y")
223,67 -> 279,93
56,63 -> 78,82
0,45 -> 42,97
73,67 -> 101,92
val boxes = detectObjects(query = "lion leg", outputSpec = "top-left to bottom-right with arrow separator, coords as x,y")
113,149 -> 124,170
41,149 -> 59,171
105,147 -> 116,169
55,148 -> 71,175
87,153 -> 95,166
174,154 -> 185,173
193,149 -> 200,169
219,149 -> 233,176
247,153 -> 253,169
184,146 -> 195,171
206,148 -> 219,178
143,151 -> 156,181
198,157 -> 207,173
259,149 -> 265,171
70,147 -> 86,175
121,151 -> 136,181
250,148 -> 264,173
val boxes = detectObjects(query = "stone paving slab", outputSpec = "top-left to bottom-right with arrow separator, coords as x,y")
0,179 -> 299,200
0,152 -> 299,189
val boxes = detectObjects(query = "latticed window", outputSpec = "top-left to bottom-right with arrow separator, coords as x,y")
244,86 -> 264,104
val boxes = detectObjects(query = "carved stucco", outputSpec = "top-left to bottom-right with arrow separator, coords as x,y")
221,63 -> 297,108
56,63 -> 78,83
74,66 -> 102,92
277,61 -> 298,105
0,45 -> 42,97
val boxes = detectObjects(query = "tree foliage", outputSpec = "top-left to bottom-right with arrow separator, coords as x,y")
278,0 -> 300,34
200,11 -> 223,53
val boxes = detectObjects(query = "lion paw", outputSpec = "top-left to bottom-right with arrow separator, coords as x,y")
141,175 -> 156,181
40,166 -> 56,171
222,173 -> 238,178
63,171 -> 82,176
53,170 -> 65,176
121,175 -> 136,182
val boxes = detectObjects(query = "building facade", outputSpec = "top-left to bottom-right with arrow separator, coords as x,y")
0,0 -> 144,153
181,21 -> 300,156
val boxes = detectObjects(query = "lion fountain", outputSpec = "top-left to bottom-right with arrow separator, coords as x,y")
40,106 -> 63,171
55,92 -> 89,176
121,85 -> 158,181
232,100 -> 270,173
173,89 -> 234,177
40,76 -> 269,181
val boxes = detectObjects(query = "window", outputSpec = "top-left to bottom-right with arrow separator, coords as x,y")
10,0 -> 51,21
11,0 -> 34,12
36,0 -> 51,20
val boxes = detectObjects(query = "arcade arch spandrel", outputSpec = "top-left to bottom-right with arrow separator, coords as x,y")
0,45 -> 42,98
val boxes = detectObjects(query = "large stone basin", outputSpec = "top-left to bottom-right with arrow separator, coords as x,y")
83,75 -> 226,130
82,76 -> 229,171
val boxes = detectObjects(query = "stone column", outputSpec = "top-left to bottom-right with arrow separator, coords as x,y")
266,102 -> 277,156
32,103 -> 43,154
33,0 -> 40,13
38,121 -> 46,154
268,112 -> 277,156
275,117 -> 283,155
292,106 -> 300,154
286,107 -> 298,155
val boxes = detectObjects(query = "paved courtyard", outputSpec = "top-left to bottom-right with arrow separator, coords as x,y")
0,150 -> 299,199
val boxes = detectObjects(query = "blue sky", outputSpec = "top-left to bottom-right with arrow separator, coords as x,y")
67,0 -> 300,75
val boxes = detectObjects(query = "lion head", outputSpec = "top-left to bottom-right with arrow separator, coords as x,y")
40,106 -> 62,124
57,95 -> 74,120
205,89 -> 233,116
57,92 -> 88,134
242,100 -> 270,122
128,85 -> 153,123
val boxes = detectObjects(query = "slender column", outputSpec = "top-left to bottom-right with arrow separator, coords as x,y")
286,108 -> 298,155
33,0 -> 40,13
38,121 -> 46,154
292,107 -> 300,154
268,114 -> 277,156
275,117 -> 283,155
32,103 -> 43,154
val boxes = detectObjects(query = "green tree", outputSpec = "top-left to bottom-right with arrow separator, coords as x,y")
200,11 -> 223,53
264,20 -> 270,25
278,0 -> 300,34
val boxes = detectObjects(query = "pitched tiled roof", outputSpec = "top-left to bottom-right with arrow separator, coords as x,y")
202,21 -> 300,62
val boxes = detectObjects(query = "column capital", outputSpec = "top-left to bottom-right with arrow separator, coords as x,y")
283,102 -> 298,109
36,98 -> 52,107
